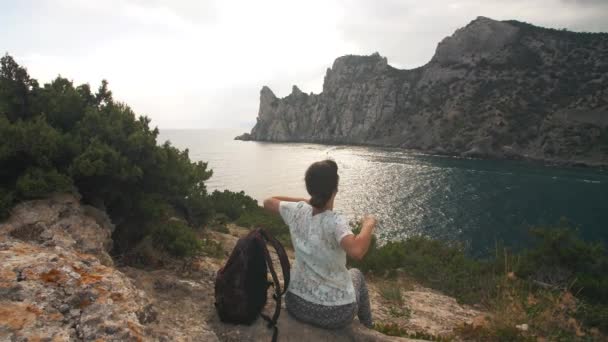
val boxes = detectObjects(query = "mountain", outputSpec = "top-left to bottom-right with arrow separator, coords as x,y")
236,17 -> 608,166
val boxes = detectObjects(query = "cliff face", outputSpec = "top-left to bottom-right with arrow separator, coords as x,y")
239,17 -> 608,165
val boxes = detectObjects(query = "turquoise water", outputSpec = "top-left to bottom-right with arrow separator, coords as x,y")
159,129 -> 608,255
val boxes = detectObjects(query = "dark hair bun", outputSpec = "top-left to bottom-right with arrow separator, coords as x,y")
305,160 -> 339,209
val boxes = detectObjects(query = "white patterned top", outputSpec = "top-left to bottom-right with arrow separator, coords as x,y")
279,201 -> 356,306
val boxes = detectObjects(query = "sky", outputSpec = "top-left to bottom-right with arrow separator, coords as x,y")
2,0 -> 608,129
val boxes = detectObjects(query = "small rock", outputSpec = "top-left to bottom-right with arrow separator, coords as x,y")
104,324 -> 120,334
59,304 -> 70,313
515,323 -> 529,331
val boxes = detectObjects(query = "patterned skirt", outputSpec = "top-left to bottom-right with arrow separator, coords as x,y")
285,268 -> 373,329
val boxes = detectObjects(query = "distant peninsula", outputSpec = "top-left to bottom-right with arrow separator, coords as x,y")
236,17 -> 608,167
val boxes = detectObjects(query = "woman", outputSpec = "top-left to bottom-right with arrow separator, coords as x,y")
263,159 -> 376,329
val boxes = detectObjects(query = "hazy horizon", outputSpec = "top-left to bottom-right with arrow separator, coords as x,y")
3,0 -> 608,130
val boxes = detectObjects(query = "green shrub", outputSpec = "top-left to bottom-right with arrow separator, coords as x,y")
516,226 -> 608,304
209,213 -> 230,233
210,190 -> 258,220
0,54 -> 214,254
200,238 -> 224,258
0,188 -> 13,220
151,221 -> 202,258
208,190 -> 290,245
16,167 -> 74,198
236,206 -> 291,247
213,213 -> 229,225
353,224 -> 608,334
378,282 -> 403,304
349,235 -> 499,304
182,191 -> 214,228
576,302 -> 608,333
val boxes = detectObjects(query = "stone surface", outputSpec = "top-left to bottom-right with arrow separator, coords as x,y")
368,277 -> 483,338
0,198 -> 151,341
209,304 -> 424,342
237,17 -> 608,167
0,194 -> 115,266
122,267 -> 219,342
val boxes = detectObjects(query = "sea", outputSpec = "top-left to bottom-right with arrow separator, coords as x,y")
159,129 -> 608,256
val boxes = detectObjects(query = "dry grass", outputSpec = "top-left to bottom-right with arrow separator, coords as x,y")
455,275 -> 603,341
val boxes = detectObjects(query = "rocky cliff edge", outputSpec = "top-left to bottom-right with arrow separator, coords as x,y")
1,196 -> 483,341
238,17 -> 608,167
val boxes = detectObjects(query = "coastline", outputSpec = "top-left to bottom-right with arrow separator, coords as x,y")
234,135 -> 608,170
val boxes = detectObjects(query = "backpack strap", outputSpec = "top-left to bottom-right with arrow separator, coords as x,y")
259,228 -> 290,295
257,228 -> 290,342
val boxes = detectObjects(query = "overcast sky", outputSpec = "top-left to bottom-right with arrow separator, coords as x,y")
2,0 -> 607,129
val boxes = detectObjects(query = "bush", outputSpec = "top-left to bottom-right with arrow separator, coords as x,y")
210,190 -> 258,220
236,206 -> 291,247
199,238 -> 224,258
0,54 -> 214,255
355,224 -> 608,335
0,188 -> 13,220
182,191 -> 213,228
349,236 -> 499,304
15,167 -> 74,199
378,282 -> 403,304
516,226 -> 608,304
151,221 -> 202,258
206,189 -> 291,246
576,302 -> 608,333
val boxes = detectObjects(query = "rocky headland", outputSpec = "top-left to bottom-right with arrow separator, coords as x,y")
237,17 -> 608,167
0,195 -> 482,341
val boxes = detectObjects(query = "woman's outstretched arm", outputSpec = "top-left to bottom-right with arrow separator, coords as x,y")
340,215 -> 376,261
263,196 -> 309,215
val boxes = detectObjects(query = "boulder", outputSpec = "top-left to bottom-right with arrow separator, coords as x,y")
210,304 -> 425,342
0,194 -> 114,266
0,236 -> 150,341
0,195 -> 155,341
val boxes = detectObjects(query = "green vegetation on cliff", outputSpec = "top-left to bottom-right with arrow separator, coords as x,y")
0,54 -> 216,257
349,222 -> 608,340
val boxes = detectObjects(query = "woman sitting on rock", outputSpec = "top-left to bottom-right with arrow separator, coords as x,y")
263,159 -> 375,329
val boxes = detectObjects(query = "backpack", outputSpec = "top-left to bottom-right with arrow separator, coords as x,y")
214,228 -> 290,342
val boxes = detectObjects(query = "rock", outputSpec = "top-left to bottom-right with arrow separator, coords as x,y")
432,16 -> 520,65
210,304 -> 425,342
369,281 -> 483,337
0,194 -> 114,266
516,323 -> 529,331
121,266 -> 220,342
0,238 -> 151,341
234,132 -> 252,141
0,196 -> 177,341
240,17 -> 608,167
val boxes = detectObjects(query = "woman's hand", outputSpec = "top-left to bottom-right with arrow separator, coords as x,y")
361,215 -> 377,229
341,214 -> 377,260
